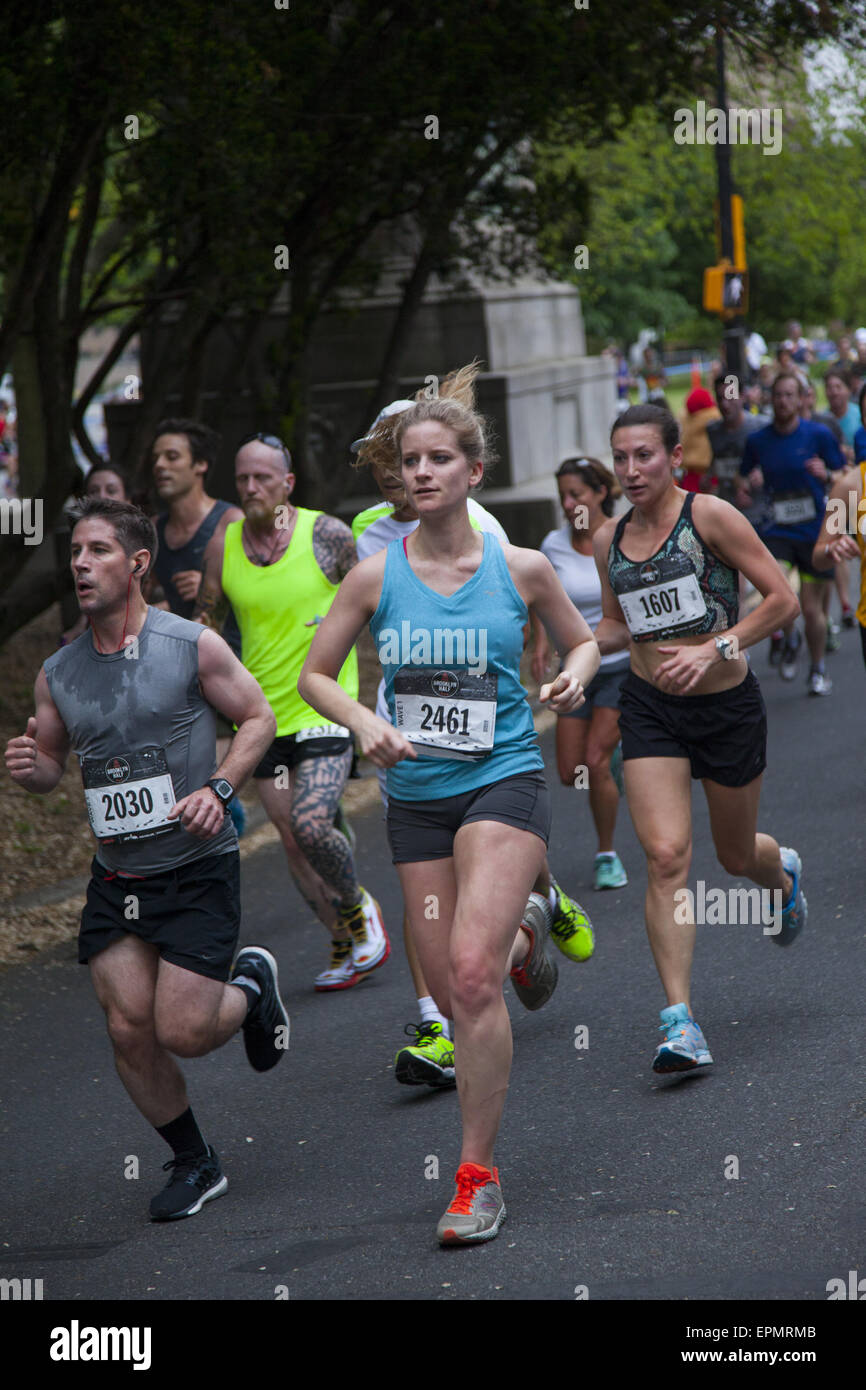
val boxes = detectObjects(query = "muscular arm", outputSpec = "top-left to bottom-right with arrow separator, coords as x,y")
193,532 -> 229,630
692,494 -> 800,646
4,668 -> 71,794
313,513 -> 357,583
196,628 -> 276,789
165,628 -> 275,838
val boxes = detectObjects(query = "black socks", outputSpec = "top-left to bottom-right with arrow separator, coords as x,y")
156,1106 -> 207,1159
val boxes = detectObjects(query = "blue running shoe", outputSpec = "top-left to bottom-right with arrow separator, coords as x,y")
772,847 -> 807,948
229,797 -> 247,839
652,1003 -> 713,1074
594,852 -> 628,891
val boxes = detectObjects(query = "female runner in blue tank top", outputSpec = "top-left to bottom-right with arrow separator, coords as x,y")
594,404 -> 806,1076
300,364 -> 600,1246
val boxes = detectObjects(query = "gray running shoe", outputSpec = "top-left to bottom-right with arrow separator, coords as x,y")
510,892 -> 558,1010
437,1163 -> 505,1245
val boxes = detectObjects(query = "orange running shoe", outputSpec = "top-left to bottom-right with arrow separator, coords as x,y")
436,1162 -> 505,1245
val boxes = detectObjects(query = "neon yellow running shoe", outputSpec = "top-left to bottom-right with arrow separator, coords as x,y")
394,1021 -> 456,1088
549,878 -> 594,963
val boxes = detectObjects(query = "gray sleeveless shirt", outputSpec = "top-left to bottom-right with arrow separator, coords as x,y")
44,607 -> 237,875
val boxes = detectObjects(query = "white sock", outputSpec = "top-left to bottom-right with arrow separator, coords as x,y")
595,851 -> 615,861
418,996 -> 450,1036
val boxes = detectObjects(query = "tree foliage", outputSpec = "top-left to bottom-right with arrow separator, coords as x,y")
0,0 -> 861,641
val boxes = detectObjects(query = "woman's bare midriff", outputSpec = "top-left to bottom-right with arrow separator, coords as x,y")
628,632 -> 748,695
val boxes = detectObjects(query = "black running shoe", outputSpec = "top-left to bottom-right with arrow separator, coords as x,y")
149,1145 -> 227,1221
231,946 -> 290,1072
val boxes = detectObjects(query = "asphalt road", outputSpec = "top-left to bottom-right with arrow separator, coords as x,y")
2,629 -> 864,1321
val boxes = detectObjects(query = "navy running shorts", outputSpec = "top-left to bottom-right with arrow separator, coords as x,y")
386,770 -> 551,863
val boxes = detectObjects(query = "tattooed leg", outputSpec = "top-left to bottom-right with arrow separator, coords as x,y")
256,775 -> 341,934
290,749 -> 360,910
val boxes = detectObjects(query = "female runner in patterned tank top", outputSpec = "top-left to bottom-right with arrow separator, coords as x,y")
593,404 -> 806,1075
299,363 -> 600,1246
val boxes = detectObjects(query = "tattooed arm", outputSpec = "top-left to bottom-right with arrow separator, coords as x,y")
193,531 -> 230,630
313,513 -> 357,583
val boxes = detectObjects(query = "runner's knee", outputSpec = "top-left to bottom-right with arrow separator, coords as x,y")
155,1016 -> 215,1058
449,948 -> 502,1017
586,742 -> 614,776
105,1006 -> 157,1057
645,839 -> 691,883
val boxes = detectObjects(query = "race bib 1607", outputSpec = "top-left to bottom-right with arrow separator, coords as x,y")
615,555 -> 708,638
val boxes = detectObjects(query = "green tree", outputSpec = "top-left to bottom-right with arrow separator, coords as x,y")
0,0 -> 859,643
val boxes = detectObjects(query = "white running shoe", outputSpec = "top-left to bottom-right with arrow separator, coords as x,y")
343,889 -> 391,974
314,940 -> 360,992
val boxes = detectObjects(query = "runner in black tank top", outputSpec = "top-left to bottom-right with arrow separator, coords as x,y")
594,404 -> 807,1076
150,419 -> 246,836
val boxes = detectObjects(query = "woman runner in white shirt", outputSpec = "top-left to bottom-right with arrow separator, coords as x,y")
533,457 -> 629,890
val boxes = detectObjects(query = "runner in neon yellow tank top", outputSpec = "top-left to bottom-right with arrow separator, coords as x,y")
195,433 -> 389,991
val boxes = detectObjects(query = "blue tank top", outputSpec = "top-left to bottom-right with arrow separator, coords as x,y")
370,532 -> 543,801
608,492 -> 739,642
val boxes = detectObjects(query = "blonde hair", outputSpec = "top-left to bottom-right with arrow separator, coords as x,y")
356,361 -> 497,483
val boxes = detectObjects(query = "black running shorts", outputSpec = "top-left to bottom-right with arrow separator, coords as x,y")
764,533 -> 832,581
387,770 -> 551,864
619,669 -> 767,787
79,850 -> 241,982
253,732 -> 353,779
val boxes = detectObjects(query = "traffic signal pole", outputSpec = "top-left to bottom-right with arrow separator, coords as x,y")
715,24 -> 745,379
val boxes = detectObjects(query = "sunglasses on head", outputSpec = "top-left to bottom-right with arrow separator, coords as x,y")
238,432 -> 292,469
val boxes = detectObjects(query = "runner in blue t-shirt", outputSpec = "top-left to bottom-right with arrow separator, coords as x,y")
740,371 -> 845,694
853,380 -> 866,467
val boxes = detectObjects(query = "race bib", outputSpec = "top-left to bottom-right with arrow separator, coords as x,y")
393,667 -> 497,761
713,453 -> 740,482
81,747 -> 176,842
616,555 -> 708,638
772,492 -> 816,526
295,723 -> 350,742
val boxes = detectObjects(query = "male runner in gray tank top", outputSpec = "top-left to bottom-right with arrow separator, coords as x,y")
5,499 -> 285,1222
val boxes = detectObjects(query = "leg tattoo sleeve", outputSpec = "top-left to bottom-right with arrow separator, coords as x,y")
290,750 -> 359,907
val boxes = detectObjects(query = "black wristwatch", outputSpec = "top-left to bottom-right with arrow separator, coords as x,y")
207,777 -> 235,807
